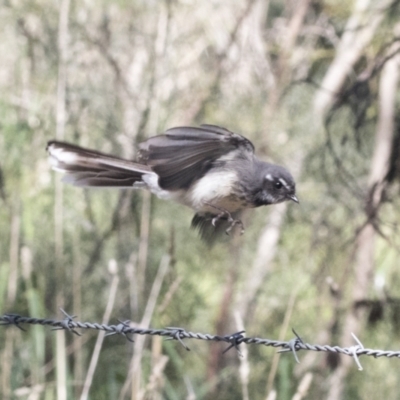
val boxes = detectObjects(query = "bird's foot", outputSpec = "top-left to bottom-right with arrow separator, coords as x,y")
206,202 -> 245,236
225,217 -> 245,236
211,212 -> 226,227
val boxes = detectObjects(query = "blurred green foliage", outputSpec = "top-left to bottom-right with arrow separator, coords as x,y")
1,0 -> 400,399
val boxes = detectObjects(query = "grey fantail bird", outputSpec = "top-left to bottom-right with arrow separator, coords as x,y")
47,125 -> 298,242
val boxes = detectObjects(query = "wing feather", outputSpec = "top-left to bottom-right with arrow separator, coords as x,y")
139,125 -> 254,190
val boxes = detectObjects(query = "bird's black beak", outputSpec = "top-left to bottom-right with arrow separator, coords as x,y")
288,194 -> 299,203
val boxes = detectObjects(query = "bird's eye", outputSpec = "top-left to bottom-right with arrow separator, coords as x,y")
275,181 -> 283,189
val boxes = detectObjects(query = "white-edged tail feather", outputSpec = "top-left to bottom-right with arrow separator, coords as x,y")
47,141 -> 153,188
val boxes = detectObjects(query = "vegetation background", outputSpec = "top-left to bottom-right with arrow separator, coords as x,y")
1,0 -> 400,399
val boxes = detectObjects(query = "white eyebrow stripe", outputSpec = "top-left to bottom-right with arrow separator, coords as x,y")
279,178 -> 290,189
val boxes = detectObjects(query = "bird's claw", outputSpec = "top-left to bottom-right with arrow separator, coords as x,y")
212,212 -> 225,227
225,218 -> 245,235
206,202 -> 245,235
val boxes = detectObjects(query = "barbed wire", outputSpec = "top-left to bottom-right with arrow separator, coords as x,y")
1,309 -> 400,371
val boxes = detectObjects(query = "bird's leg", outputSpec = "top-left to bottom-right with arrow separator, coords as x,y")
225,218 -> 244,235
204,202 -> 232,227
211,211 -> 226,227
204,202 -> 245,235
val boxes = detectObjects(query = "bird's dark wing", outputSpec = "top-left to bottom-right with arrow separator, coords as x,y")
138,125 -> 255,190
47,141 -> 152,187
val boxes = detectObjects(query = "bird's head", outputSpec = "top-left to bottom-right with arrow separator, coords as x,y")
252,163 -> 298,206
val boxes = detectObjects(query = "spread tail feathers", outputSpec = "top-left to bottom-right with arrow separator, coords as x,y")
47,141 -> 152,187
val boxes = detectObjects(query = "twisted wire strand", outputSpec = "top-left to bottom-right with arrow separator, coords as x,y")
1,312 -> 400,369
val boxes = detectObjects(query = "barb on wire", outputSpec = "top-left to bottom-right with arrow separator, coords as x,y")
51,308 -> 81,336
165,327 -> 190,351
0,314 -> 26,331
350,332 -> 365,371
277,328 -> 304,363
222,330 -> 246,356
105,320 -> 134,342
2,311 -> 400,370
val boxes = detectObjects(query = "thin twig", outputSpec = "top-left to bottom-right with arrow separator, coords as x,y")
118,254 -> 170,400
80,263 -> 120,400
